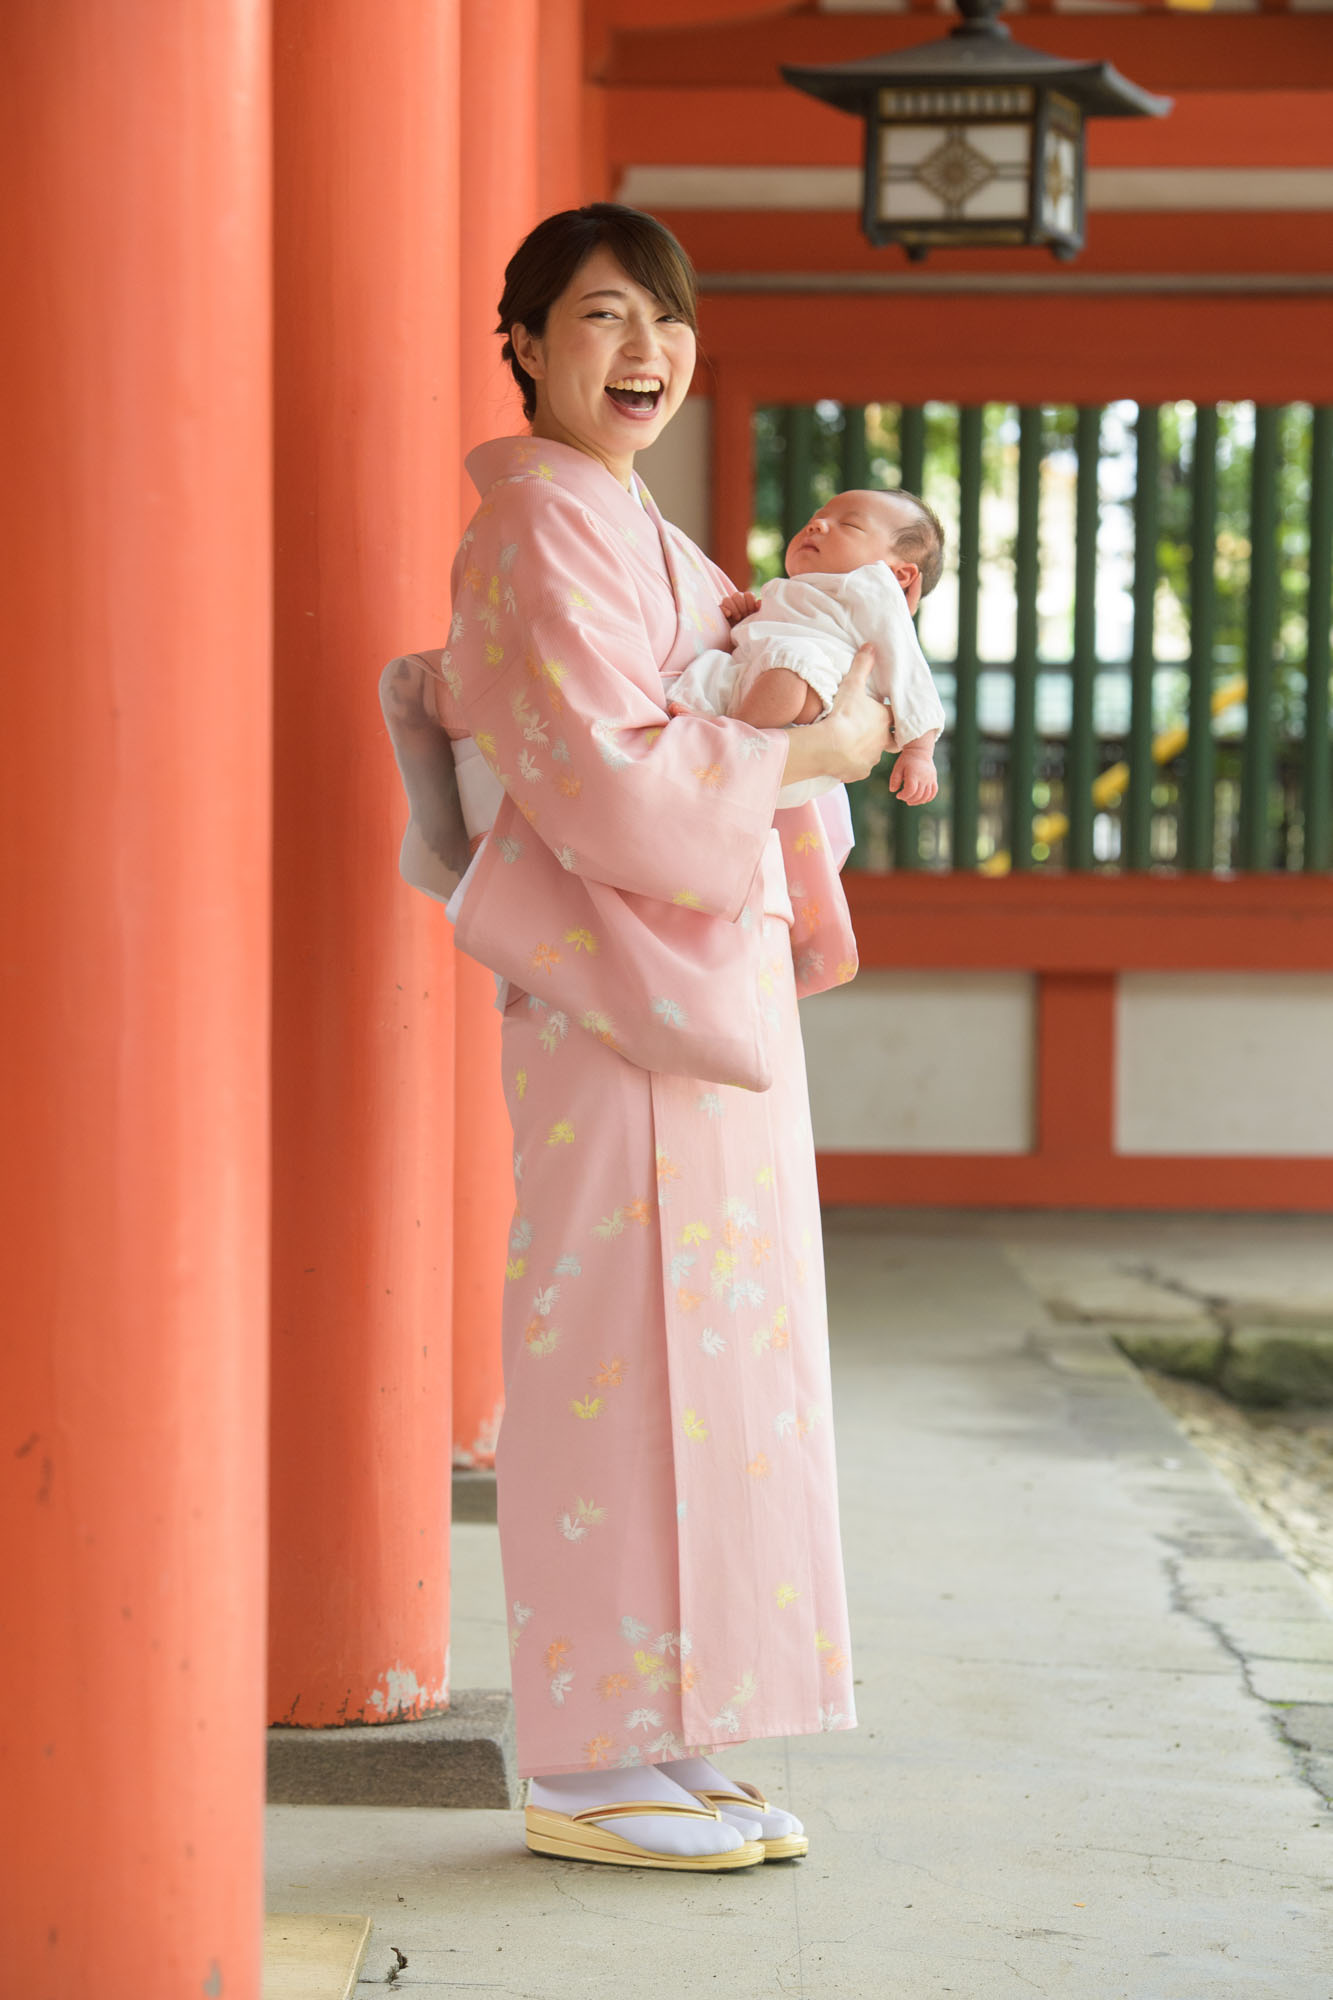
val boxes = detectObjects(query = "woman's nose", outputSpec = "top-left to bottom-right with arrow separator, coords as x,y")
621,321 -> 662,365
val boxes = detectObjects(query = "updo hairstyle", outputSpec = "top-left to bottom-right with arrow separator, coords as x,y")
497,203 -> 699,423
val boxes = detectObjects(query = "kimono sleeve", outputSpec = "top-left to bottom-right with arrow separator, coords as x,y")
844,565 -> 947,753
457,480 -> 790,922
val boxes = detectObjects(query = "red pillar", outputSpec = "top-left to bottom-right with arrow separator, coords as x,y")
539,0 -> 586,218
451,0 -> 544,1470
713,378 -> 757,589
268,0 -> 460,1724
0,3 -> 271,1994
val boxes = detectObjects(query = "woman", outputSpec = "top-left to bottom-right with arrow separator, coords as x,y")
383,204 -> 890,1872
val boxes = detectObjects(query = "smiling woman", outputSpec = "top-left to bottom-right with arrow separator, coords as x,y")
383,201 -> 893,1874
496,203 -> 699,476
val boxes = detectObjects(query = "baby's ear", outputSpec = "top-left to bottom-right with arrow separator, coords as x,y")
891,560 -> 923,614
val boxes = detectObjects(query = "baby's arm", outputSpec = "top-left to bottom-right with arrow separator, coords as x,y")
839,566 -> 946,807
842,568 -> 945,749
888,726 -> 940,806
720,588 -> 761,626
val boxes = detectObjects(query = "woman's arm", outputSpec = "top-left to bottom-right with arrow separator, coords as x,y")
776,644 -> 893,790
455,480 -> 793,922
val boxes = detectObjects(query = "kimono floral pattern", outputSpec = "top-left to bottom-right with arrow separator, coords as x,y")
435,438 -> 859,1092
496,908 -> 856,1777
438,436 -> 857,1776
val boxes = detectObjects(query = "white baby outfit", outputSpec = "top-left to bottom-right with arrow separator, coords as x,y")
668,561 -> 946,808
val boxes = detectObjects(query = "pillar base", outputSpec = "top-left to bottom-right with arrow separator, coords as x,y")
263,1914 -> 372,2000
267,1691 -> 517,1808
451,1467 -> 498,1522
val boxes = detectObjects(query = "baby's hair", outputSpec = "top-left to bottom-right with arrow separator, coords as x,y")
890,489 -> 945,599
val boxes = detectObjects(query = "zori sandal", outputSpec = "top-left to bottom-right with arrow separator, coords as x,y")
524,1797 -> 766,1871
691,1782 -> 810,1861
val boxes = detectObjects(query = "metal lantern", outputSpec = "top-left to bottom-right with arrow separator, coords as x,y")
781,0 -> 1171,261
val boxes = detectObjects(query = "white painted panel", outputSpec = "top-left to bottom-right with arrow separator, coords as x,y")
634,397 -> 712,551
1117,973 -> 1333,1157
801,970 -> 1034,1153
619,165 -> 858,212
617,163 -> 1333,215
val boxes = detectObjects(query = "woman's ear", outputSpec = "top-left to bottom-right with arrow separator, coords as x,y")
509,321 -> 545,382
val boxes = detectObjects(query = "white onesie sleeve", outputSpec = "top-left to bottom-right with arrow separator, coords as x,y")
839,564 -> 947,752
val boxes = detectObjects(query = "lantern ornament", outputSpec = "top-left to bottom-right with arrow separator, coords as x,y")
781,0 -> 1170,261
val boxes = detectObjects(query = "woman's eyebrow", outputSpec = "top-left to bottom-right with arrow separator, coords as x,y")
579,287 -> 630,302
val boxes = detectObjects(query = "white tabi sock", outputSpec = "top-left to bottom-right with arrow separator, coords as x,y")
656,1755 -> 805,1845
526,1764 -> 752,1859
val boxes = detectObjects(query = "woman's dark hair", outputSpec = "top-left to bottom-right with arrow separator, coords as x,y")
497,204 -> 699,422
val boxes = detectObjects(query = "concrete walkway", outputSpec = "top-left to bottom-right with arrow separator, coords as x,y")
266,1214 -> 1333,1999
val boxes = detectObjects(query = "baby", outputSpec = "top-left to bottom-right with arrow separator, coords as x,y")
666,487 -> 947,810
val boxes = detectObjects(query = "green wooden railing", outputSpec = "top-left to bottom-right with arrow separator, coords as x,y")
751,400 -> 1333,874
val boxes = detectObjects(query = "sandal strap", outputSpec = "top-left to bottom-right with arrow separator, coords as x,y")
694,1784 -> 771,1811
568,1798 -> 722,1825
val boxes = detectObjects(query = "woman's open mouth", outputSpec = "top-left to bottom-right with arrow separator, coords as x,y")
605,376 -> 664,420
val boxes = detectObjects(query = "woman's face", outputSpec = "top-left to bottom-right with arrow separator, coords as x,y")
511,246 -> 697,480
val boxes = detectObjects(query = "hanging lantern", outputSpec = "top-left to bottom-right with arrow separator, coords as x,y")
781,0 -> 1171,261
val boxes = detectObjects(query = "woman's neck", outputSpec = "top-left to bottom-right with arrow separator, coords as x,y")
529,411 -> 633,490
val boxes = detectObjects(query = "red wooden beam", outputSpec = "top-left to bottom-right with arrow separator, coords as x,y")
843,872 -> 1333,973
694,292 -> 1333,409
816,1149 -> 1333,1212
671,210 -> 1333,281
605,16 -> 1333,92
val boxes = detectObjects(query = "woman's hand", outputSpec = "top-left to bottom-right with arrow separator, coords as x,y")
779,643 -> 891,789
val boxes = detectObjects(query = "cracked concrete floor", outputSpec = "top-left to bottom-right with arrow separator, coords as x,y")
266,1213 -> 1333,2000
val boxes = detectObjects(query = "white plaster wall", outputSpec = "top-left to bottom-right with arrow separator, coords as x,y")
1117,973 -> 1333,1157
633,396 -> 712,551
800,971 -> 1035,1153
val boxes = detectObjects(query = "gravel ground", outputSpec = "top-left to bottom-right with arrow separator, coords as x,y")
1139,1366 -> 1333,1609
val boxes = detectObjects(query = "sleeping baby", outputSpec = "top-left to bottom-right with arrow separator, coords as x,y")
666,486 -> 947,810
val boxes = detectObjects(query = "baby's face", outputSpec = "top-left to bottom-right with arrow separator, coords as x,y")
785,490 -> 911,580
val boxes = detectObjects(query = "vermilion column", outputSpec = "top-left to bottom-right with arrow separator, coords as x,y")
0,4 -> 271,1995
452,0 -> 543,1470
268,0 -> 459,1724
539,0 -> 585,219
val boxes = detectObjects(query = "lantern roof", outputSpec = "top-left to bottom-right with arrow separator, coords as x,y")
781,17 -> 1173,123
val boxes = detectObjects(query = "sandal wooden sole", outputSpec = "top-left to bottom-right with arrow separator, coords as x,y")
524,1800 -> 766,1872
757,1832 -> 809,1860
692,1784 -> 810,1862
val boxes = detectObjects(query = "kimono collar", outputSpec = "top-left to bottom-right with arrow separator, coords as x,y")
465,434 -> 656,551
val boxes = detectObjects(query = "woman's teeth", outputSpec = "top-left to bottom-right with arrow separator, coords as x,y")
605,377 -> 663,416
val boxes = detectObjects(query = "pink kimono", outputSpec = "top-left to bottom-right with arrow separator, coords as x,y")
383,435 -> 859,1777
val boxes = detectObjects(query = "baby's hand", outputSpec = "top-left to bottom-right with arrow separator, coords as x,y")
887,744 -> 939,808
720,589 -> 761,626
